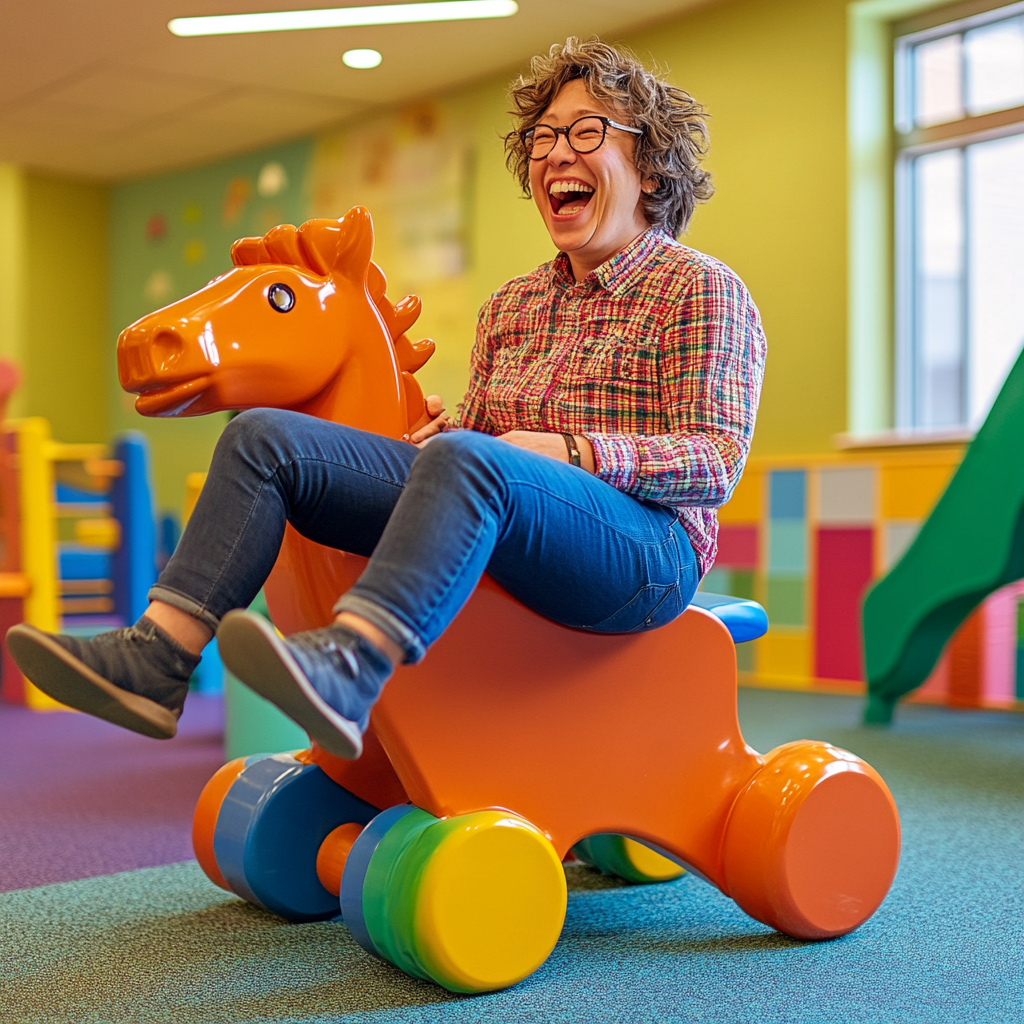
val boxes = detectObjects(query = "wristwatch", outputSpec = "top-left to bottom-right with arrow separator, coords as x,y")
561,432 -> 582,467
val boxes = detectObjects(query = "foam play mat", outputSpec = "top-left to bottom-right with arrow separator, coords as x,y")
2,690 -> 1021,1024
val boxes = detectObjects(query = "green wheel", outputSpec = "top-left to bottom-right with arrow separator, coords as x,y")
572,834 -> 685,884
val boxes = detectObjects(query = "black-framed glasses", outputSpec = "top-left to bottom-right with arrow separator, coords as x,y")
521,115 -> 643,160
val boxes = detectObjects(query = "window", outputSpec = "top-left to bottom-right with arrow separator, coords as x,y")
895,3 -> 1024,431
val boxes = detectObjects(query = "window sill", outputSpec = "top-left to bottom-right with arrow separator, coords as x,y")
833,427 -> 973,451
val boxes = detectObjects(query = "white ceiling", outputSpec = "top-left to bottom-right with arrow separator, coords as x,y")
0,0 -> 710,181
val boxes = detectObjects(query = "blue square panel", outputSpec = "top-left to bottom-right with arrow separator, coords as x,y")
770,470 -> 806,521
768,520 -> 807,574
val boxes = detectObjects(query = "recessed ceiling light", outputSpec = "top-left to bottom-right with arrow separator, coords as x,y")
168,1 -> 518,37
343,48 -> 383,69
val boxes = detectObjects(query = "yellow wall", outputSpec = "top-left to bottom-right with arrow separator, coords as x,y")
0,165 -> 108,441
23,174 -> 109,442
628,0 -> 850,457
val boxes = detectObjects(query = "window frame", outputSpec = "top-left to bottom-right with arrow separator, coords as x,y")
893,2 -> 1024,431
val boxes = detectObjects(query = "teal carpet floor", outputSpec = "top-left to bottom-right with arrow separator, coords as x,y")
2,689 -> 1021,1024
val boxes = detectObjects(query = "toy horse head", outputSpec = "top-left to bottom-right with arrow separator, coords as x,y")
118,206 -> 435,438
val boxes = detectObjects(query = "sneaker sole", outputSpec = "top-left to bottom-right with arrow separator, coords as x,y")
5,624 -> 179,739
216,611 -> 363,760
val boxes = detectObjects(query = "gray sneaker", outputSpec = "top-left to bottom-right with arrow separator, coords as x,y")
6,618 -> 200,739
216,611 -> 393,760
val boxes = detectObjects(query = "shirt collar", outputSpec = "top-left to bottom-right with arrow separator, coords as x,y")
550,227 -> 675,297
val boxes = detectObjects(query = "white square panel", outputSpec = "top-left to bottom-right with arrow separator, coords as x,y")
884,520 -> 921,569
817,466 -> 876,524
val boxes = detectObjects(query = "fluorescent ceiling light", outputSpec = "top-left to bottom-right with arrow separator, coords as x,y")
168,1 -> 518,37
343,47 -> 383,67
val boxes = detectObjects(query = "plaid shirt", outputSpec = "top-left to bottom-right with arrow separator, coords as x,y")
456,228 -> 766,573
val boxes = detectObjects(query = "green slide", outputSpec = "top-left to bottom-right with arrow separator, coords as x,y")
862,347 -> 1024,724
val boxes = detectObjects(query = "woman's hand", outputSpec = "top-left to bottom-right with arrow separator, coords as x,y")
408,395 -> 449,445
497,430 -> 596,472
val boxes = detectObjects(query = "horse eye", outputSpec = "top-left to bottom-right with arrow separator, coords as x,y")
268,283 -> 295,313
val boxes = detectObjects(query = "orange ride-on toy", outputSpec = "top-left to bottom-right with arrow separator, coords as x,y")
118,207 -> 901,994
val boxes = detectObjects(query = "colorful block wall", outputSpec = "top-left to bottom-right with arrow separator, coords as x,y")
706,445 -> 1023,710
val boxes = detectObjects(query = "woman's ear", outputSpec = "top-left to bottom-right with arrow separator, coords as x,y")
641,176 -> 659,195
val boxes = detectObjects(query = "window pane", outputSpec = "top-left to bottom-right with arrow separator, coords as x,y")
967,132 -> 1024,424
914,34 -> 964,126
914,149 -> 964,427
965,17 -> 1024,116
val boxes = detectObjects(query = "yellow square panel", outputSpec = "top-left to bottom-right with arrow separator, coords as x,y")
754,631 -> 811,682
719,467 -> 762,524
880,462 -> 958,519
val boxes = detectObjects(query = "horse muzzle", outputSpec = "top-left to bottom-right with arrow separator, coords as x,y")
118,323 -> 209,391
117,322 -> 218,416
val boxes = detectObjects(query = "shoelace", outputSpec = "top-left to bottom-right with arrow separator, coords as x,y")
294,632 -> 361,679
94,627 -> 149,648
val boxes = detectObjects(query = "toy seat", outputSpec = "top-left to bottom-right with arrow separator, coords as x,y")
689,591 -> 768,644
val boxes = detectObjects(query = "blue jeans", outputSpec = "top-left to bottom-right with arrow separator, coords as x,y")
151,409 -> 700,663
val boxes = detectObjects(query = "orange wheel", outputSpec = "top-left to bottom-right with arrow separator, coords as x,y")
192,757 -> 249,891
722,741 -> 900,939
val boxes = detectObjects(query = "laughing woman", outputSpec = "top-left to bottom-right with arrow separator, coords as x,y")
9,38 -> 766,760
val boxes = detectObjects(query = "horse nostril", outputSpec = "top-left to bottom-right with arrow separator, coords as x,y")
151,329 -> 185,373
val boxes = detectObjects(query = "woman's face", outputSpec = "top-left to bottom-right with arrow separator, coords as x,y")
528,79 -> 651,276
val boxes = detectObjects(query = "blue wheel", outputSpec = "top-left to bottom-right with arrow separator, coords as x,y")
211,752 -> 380,921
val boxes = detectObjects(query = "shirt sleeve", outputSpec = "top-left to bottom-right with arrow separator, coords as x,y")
583,260 -> 766,508
454,295 -> 499,432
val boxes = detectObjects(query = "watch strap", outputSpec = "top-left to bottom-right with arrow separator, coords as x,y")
561,432 -> 582,468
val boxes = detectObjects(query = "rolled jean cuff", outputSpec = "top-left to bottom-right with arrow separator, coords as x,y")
148,585 -> 222,633
332,592 -> 425,664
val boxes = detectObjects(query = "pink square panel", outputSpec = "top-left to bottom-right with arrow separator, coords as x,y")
715,525 -> 758,569
814,527 -> 874,682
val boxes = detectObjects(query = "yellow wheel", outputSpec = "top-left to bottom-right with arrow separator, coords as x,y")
572,834 -> 685,884
358,809 -> 567,992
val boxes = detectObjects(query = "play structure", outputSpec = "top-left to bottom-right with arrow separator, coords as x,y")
116,207 -> 902,993
0,359 -> 227,706
0,362 -> 31,701
0,398 -> 161,708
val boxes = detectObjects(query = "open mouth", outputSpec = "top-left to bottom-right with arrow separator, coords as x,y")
133,375 -> 212,417
548,179 -> 595,217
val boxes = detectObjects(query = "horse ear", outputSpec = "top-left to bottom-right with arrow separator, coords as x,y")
262,224 -> 309,269
297,207 -> 374,281
231,237 -> 270,266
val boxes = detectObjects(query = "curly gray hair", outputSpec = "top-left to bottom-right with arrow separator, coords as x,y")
505,37 -> 714,236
